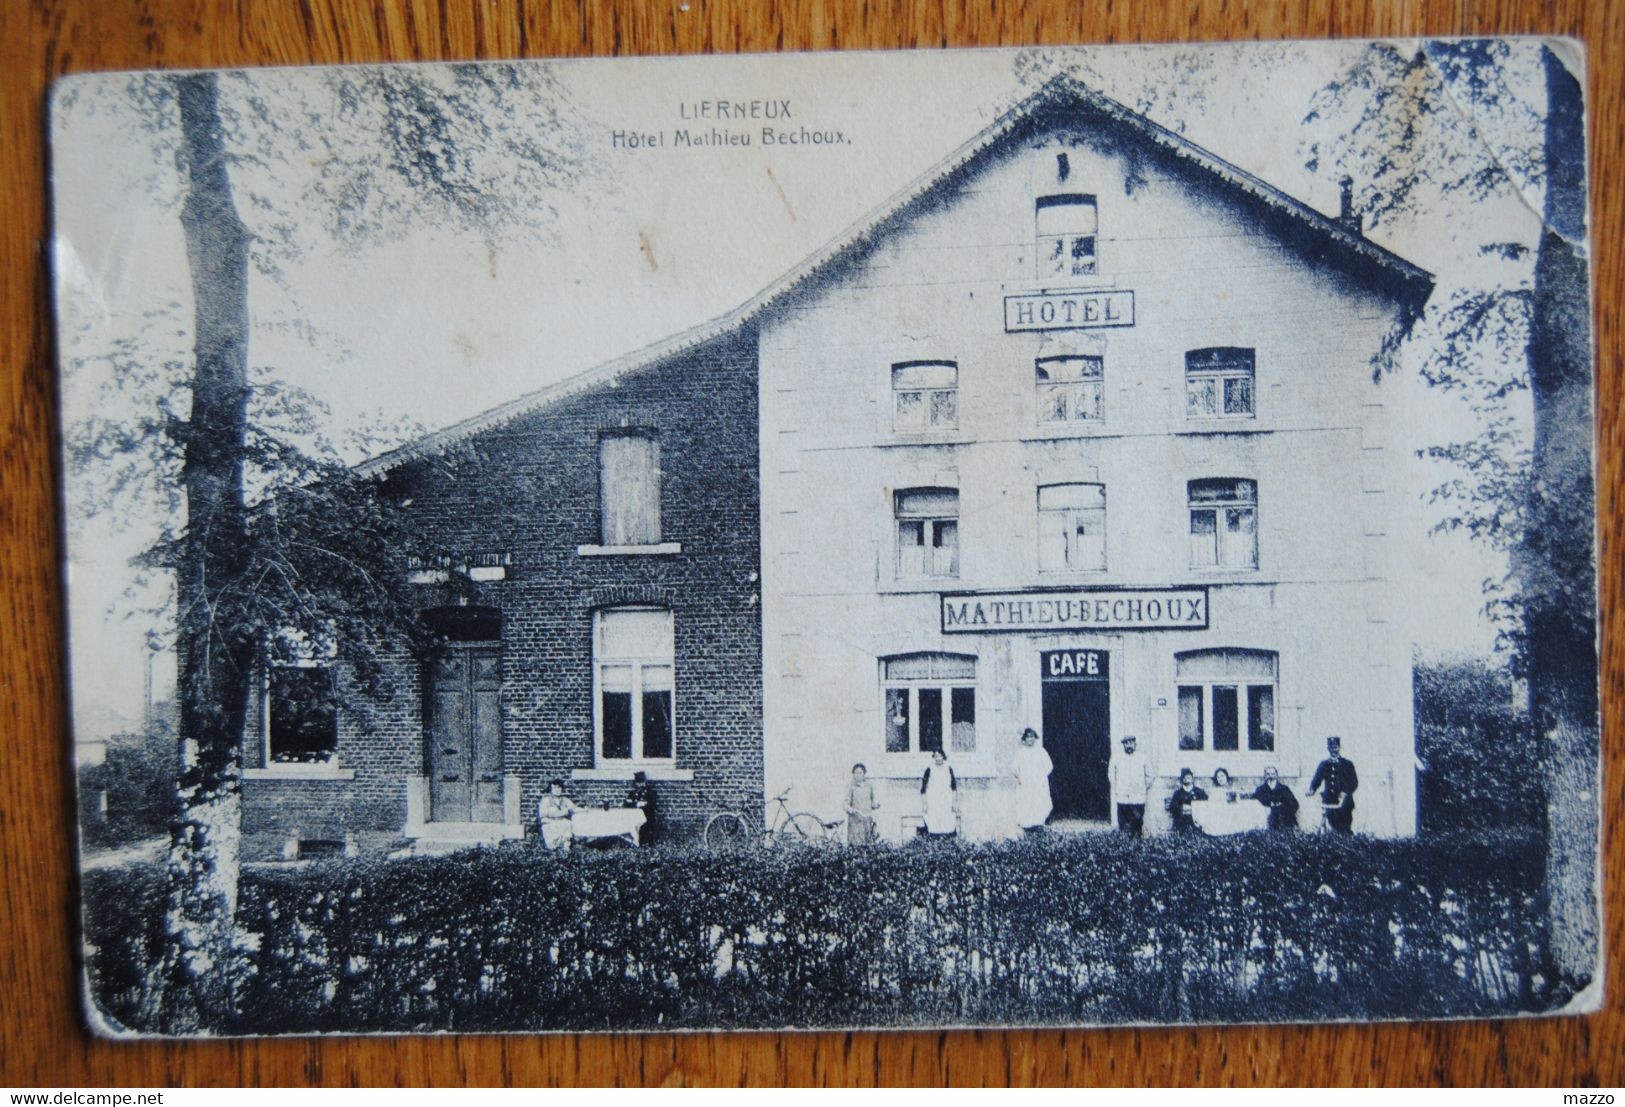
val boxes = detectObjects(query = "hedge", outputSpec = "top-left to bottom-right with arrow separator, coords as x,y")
1413,658 -> 1544,836
82,831 -> 1551,1034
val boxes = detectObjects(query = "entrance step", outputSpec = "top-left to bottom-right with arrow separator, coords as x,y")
400,821 -> 524,856
1046,819 -> 1115,834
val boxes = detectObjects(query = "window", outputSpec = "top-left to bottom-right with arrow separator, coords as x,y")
1185,347 -> 1256,419
895,488 -> 959,579
882,653 -> 976,754
268,664 -> 337,764
599,432 -> 661,546
1036,355 -> 1104,425
1036,193 -> 1098,280
1175,649 -> 1278,752
1037,483 -> 1106,572
594,607 -> 675,762
892,361 -> 958,432
1188,478 -> 1258,570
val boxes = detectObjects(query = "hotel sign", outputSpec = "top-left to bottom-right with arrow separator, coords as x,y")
1004,289 -> 1134,332
941,588 -> 1208,633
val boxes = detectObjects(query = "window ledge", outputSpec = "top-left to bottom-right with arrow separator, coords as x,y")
877,436 -> 965,449
571,765 -> 695,782
244,764 -> 355,781
1178,422 -> 1263,434
883,578 -> 961,594
1021,426 -> 1112,442
577,542 -> 682,557
1004,277 -> 1122,295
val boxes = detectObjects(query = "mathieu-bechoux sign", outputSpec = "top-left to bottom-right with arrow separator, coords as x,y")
941,588 -> 1208,633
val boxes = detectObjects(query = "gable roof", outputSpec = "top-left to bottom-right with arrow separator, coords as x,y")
361,74 -> 1434,475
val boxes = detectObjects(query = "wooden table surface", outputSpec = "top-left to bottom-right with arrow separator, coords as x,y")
2,0 -> 1619,1088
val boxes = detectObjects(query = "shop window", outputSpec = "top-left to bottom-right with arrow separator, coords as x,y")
892,361 -> 958,432
599,431 -> 661,546
1036,355 -> 1104,425
882,653 -> 976,754
1185,347 -> 1256,419
1175,649 -> 1277,752
267,664 -> 337,764
895,487 -> 959,580
1036,193 -> 1098,280
1189,478 -> 1258,570
594,607 -> 675,762
1037,483 -> 1106,572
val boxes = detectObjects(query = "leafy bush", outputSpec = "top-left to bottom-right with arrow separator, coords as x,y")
1414,657 -> 1543,836
79,736 -> 174,847
80,863 -> 170,1032
83,831 -> 1550,1034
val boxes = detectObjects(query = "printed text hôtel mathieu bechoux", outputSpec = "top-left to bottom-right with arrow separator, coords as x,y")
612,98 -> 852,149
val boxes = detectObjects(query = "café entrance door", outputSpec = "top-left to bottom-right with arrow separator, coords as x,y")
1039,648 -> 1111,821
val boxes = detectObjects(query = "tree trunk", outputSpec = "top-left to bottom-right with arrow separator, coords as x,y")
161,70 -> 254,1031
1524,46 -> 1599,998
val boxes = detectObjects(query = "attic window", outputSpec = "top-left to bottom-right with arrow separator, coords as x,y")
1036,193 -> 1097,280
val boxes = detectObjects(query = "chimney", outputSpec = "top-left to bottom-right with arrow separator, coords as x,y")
1338,176 -> 1363,234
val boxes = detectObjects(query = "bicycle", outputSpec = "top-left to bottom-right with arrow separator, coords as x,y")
704,790 -> 840,851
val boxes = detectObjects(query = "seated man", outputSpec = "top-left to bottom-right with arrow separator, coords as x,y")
1165,768 -> 1208,834
1251,765 -> 1300,830
622,770 -> 657,844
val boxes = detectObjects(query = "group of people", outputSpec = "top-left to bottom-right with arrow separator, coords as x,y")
536,771 -> 657,856
860,731 -> 1360,842
842,751 -> 962,843
1148,735 -> 1360,836
538,735 -> 1360,850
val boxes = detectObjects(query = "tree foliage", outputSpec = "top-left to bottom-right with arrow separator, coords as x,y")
61,61 -> 592,1029
1301,40 -> 1550,655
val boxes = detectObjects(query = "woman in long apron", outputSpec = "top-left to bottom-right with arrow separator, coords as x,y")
920,749 -> 959,839
1012,726 -> 1054,833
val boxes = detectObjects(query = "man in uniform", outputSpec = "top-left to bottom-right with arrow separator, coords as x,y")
1109,734 -> 1151,836
1307,736 -> 1359,834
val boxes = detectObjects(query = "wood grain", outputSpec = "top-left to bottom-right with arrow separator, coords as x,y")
2,0 -> 1619,1087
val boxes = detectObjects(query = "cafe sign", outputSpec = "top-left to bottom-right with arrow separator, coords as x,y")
941,587 -> 1208,633
1004,289 -> 1134,332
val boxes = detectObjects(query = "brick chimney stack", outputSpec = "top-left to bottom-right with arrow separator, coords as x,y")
1338,175 -> 1363,235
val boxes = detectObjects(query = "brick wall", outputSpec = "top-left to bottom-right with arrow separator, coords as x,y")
242,328 -> 763,848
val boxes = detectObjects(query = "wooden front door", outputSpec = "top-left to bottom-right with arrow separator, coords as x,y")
427,646 -> 504,822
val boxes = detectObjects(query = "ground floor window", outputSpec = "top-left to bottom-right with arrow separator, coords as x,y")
267,664 -> 338,763
595,606 -> 675,761
882,652 -> 976,754
1175,648 -> 1277,752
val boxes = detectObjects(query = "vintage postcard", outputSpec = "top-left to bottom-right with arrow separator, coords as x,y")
52,40 -> 1601,1035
